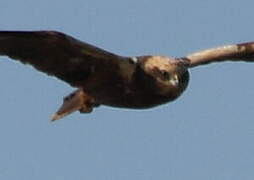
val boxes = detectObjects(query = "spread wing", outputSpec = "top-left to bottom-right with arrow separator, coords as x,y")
0,31 -> 130,87
183,42 -> 254,68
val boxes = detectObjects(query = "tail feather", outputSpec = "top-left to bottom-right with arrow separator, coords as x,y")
50,89 -> 96,121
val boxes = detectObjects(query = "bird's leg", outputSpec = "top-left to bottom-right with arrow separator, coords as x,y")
50,89 -> 96,121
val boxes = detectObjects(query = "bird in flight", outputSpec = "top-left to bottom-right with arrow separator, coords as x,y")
0,31 -> 253,121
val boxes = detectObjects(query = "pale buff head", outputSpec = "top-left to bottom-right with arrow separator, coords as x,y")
137,56 -> 189,97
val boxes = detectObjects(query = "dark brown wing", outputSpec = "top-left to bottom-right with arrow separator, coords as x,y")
0,31 -> 130,87
183,42 -> 254,68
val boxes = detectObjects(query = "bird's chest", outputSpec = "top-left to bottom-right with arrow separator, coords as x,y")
81,66 -> 177,109
88,79 -> 174,109
89,78 -> 132,103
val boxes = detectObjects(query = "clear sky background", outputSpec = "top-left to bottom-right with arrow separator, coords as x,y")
0,0 -> 254,179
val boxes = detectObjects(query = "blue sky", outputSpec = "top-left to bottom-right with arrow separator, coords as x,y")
0,0 -> 254,179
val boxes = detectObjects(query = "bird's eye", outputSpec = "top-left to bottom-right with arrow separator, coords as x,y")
161,71 -> 170,80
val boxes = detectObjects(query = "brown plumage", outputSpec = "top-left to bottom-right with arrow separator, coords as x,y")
0,31 -> 254,121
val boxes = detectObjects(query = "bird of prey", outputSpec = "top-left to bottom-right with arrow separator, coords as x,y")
0,31 -> 254,121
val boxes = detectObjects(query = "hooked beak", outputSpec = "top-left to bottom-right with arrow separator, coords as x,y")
169,74 -> 179,86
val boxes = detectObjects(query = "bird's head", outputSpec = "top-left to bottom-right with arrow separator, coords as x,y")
137,56 -> 189,99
